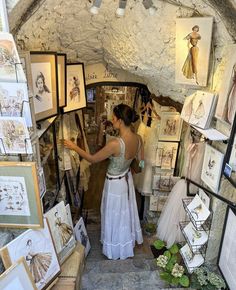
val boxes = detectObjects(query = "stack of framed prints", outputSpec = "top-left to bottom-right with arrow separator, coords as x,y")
181,90 -> 217,129
44,201 -> 76,264
30,52 -> 58,122
0,162 -> 43,228
201,144 -> 224,193
0,258 -> 37,290
63,63 -> 87,113
0,0 -> 9,33
0,218 -> 61,290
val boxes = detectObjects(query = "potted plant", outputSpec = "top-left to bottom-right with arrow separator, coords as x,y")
150,239 -> 167,257
144,222 -> 156,236
190,266 -> 226,290
155,242 -> 190,288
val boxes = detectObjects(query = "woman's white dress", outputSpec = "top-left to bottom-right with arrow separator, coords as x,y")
101,138 -> 143,260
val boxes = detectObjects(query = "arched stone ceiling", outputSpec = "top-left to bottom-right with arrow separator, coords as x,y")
6,0 -> 236,102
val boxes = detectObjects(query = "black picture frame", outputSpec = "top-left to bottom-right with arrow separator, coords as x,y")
217,205 -> 236,290
57,53 -> 67,108
222,114 -> 236,188
30,51 -> 59,122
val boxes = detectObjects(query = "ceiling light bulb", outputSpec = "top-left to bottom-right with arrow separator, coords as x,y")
90,5 -> 99,15
148,6 -> 157,15
116,8 -> 125,17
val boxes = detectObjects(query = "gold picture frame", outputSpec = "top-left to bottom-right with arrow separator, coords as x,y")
0,161 -> 43,228
57,53 -> 67,108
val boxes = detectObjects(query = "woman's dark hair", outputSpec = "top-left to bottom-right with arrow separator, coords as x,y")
35,72 -> 50,93
113,103 -> 139,126
192,25 -> 199,31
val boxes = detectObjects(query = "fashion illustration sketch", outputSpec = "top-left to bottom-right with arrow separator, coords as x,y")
54,211 -> 73,247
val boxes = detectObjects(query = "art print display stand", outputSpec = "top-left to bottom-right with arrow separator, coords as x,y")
179,194 -> 212,274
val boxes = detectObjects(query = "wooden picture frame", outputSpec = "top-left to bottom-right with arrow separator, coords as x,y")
30,51 -> 58,122
159,112 -> 183,141
0,257 -> 37,290
63,63 -> 87,113
175,17 -> 213,87
19,51 -> 34,96
218,206 -> 236,290
0,218 -> 61,290
0,161 -> 43,228
0,0 -> 9,32
57,53 -> 67,108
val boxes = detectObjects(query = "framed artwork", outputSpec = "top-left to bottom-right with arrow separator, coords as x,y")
30,52 -> 58,122
0,218 -> 61,290
149,195 -> 158,211
180,244 -> 204,273
175,17 -> 213,87
181,90 -> 217,129
183,222 -> 208,252
201,144 -> 224,193
65,203 -> 74,230
223,114 -> 236,188
215,45 -> 236,125
57,53 -> 67,107
19,51 -> 34,96
157,196 -> 168,212
0,82 -> 32,127
0,0 -> 9,32
44,201 -> 76,264
159,112 -> 182,141
198,189 -> 210,209
74,217 -> 91,257
38,167 -> 46,198
218,206 -> 236,290
155,142 -> 179,169
0,257 -> 37,290
0,161 -> 43,228
0,116 -> 32,154
63,63 -> 87,113
0,32 -> 26,82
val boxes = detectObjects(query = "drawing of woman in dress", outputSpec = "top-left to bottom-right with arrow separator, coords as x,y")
25,239 -> 52,284
226,63 -> 236,125
194,99 -> 205,119
182,25 -> 201,85
54,211 -> 73,247
69,76 -> 80,102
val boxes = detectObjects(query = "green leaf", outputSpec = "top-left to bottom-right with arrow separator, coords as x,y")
165,261 -> 174,272
169,254 -> 177,264
171,277 -> 180,285
153,240 -> 165,250
160,272 -> 172,283
163,250 -> 171,259
169,244 -> 179,254
179,275 -> 190,287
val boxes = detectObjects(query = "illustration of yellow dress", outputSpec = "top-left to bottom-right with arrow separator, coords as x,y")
26,250 -> 52,283
55,216 -> 73,247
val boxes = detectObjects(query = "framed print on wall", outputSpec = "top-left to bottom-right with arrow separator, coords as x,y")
155,141 -> 179,169
57,53 -> 67,108
0,257 -> 37,290
175,17 -> 213,87
0,218 -> 61,290
63,63 -> 87,113
201,144 -> 224,193
159,112 -> 183,141
0,0 -> 9,32
218,206 -> 236,290
0,161 -> 43,228
30,51 -> 58,122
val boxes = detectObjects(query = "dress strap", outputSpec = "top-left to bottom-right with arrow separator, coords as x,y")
118,137 -> 125,156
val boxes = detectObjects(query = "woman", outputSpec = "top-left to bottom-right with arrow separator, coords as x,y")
54,211 -> 73,247
182,25 -> 201,85
64,104 -> 144,260
34,72 -> 52,114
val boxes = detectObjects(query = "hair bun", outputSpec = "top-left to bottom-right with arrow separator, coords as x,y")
131,110 -> 139,123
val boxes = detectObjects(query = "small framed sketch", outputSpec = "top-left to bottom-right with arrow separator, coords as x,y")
57,53 -> 67,107
0,82 -> 32,127
0,258 -> 37,290
0,218 -> 61,290
44,201 -> 76,264
0,162 -> 43,228
19,51 -> 34,96
159,112 -> 183,141
0,0 -> 9,32
63,63 -> 87,113
201,144 -> 224,193
175,17 -> 213,87
198,189 -> 210,209
30,51 -> 58,122
155,142 -> 179,169
183,222 -> 208,251
180,244 -> 204,273
74,217 -> 91,257
0,32 -> 26,82
0,116 -> 32,154
218,206 -> 236,290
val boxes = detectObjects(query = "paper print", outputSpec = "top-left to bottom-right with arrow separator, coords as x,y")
74,217 -> 91,257
155,142 -> 179,169
159,112 -> 183,141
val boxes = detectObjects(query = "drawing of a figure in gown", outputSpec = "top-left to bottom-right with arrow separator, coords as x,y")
69,76 -> 80,102
182,25 -> 201,85
25,239 -> 52,284
226,64 -> 236,125
55,211 -> 73,247
193,100 -> 205,119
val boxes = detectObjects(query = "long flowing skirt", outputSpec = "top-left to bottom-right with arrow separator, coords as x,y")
101,169 -> 143,260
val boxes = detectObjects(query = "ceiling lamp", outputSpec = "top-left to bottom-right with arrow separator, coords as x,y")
142,0 -> 157,15
90,0 -> 102,15
116,0 -> 127,17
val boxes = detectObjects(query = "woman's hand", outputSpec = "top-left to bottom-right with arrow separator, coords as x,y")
62,139 -> 77,151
